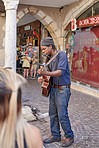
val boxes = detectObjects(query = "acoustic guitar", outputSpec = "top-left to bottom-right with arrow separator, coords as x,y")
38,51 -> 60,97
37,66 -> 52,97
41,75 -> 52,97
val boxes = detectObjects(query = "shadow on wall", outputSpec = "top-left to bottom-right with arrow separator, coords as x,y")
0,49 -> 5,67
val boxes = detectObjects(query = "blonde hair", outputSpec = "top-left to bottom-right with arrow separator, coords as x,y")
0,68 -> 33,148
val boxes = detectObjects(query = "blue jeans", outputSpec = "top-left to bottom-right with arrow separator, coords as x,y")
49,87 -> 74,139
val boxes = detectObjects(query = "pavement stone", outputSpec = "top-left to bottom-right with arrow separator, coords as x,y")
22,79 -> 99,148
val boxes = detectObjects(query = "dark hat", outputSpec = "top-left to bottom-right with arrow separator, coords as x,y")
41,37 -> 54,46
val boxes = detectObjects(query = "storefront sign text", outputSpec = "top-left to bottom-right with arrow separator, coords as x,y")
78,15 -> 99,28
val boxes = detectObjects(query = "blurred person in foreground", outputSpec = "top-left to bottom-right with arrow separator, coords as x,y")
37,37 -> 74,147
0,68 -> 43,148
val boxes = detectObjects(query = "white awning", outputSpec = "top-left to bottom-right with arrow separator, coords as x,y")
20,0 -> 79,8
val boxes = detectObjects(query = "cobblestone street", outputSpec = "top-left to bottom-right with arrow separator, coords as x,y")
22,79 -> 99,148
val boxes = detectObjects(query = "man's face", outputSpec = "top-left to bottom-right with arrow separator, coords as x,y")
41,45 -> 52,56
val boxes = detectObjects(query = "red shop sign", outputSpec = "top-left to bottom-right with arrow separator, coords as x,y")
78,15 -> 99,28
71,18 -> 77,31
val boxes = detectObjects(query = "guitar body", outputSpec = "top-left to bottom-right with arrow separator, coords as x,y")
41,76 -> 51,97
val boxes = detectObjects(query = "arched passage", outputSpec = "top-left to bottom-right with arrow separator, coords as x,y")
17,6 -> 60,49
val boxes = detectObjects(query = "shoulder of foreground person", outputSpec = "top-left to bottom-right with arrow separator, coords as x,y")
27,123 -> 43,148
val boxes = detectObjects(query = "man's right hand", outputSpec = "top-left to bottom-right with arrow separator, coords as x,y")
38,76 -> 43,84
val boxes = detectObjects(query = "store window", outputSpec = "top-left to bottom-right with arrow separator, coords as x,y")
71,1 -> 99,88
65,1 -> 99,87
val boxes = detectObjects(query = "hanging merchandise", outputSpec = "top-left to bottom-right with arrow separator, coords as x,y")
26,36 -> 29,45
36,34 -> 40,40
30,31 -> 33,36
36,30 -> 38,34
32,36 -> 35,39
24,33 -> 25,37
24,33 -> 27,38
26,32 -> 28,38
33,30 -> 37,35
21,33 -> 24,38
33,30 -> 40,40
30,36 -> 33,43
27,32 -> 30,37
33,39 -> 35,46
20,46 -> 22,52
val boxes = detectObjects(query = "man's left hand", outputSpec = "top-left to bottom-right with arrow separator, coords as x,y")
37,69 -> 47,76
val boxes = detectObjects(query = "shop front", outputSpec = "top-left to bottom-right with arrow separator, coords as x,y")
17,20 -> 41,47
16,20 -> 41,72
65,1 -> 99,88
16,19 -> 50,73
72,23 -> 99,88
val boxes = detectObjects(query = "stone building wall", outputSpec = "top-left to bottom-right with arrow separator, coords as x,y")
0,49 -> 5,67
17,0 -> 97,51
0,16 -> 5,66
0,0 -> 98,67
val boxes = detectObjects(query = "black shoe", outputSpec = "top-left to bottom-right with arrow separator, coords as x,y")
43,136 -> 61,144
62,138 -> 74,147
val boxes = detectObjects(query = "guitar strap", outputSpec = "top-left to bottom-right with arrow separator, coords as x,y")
44,50 -> 60,67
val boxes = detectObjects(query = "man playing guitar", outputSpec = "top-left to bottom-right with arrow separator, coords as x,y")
37,37 -> 74,147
